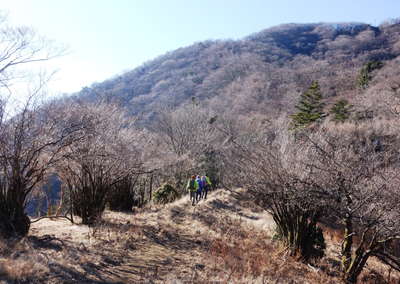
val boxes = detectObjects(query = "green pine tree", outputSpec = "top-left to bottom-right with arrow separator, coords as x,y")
357,61 -> 383,89
358,68 -> 370,90
290,81 -> 325,129
330,99 -> 352,122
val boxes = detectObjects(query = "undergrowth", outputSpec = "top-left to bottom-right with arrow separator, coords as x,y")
206,216 -> 338,283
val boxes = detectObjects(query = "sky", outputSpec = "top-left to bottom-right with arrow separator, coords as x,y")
2,0 -> 400,96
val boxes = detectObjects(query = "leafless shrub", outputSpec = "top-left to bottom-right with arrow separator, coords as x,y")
57,102 -> 143,224
221,113 -> 400,282
0,95 -> 85,238
151,103 -> 221,191
107,174 -> 140,211
207,216 -> 337,283
296,123 -> 400,283
0,14 -> 69,239
219,119 -> 327,262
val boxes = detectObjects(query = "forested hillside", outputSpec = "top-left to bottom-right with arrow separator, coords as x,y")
77,22 -> 400,123
2,16 -> 400,283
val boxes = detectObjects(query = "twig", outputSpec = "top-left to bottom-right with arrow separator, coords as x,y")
308,263 -> 320,273
30,215 -> 73,223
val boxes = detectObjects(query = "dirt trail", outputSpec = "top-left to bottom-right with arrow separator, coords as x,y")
25,188 -> 273,283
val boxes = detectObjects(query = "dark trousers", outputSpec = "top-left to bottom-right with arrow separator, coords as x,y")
202,185 -> 209,199
190,191 -> 196,205
196,189 -> 203,202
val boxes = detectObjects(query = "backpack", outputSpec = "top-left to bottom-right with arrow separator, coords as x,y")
189,179 -> 196,190
196,178 -> 203,189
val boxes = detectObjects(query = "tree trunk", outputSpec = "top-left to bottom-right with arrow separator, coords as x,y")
0,182 -> 31,238
272,203 -> 324,262
341,213 -> 353,274
0,207 -> 30,238
344,252 -> 370,283
341,213 -> 371,283
149,174 -> 153,201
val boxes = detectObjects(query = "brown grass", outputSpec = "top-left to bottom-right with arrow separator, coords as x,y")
0,188 -> 397,283
205,216 -> 340,283
0,257 -> 50,281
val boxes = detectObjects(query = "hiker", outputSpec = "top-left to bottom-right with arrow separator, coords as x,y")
195,175 -> 203,202
206,175 -> 213,191
186,175 -> 198,206
201,175 -> 212,199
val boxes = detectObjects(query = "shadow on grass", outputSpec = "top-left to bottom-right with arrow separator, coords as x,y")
27,235 -> 64,251
47,262 -> 125,284
140,224 -> 209,251
0,232 -> 137,283
169,207 -> 186,224
207,198 -> 260,221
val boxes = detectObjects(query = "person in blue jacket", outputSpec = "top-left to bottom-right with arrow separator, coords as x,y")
195,175 -> 203,202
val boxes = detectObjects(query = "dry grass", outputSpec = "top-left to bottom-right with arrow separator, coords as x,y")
204,216 -> 340,283
0,188 -> 397,283
321,226 -> 400,284
359,257 -> 400,284
0,257 -> 50,282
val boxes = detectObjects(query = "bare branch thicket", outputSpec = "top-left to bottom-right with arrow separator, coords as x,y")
298,125 -> 400,283
153,103 -> 219,157
57,102 -> 143,224
221,114 -> 400,281
0,95 -> 86,238
0,13 -> 71,238
0,13 -> 65,93
218,119 -> 327,262
150,103 -> 221,191
221,117 -> 400,278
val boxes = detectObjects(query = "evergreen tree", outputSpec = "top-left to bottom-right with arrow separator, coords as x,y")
358,61 -> 383,89
358,67 -> 370,89
330,99 -> 352,122
290,81 -> 325,129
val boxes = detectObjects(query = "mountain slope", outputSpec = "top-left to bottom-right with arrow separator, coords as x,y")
76,22 -> 400,122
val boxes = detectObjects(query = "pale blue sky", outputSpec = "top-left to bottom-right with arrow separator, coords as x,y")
2,0 -> 400,95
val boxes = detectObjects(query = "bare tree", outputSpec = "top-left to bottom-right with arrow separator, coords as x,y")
153,103 -> 218,156
0,12 -> 64,93
0,94 -> 84,238
151,103 -> 219,191
299,127 -> 400,283
222,116 -> 400,280
222,121 -> 327,262
57,102 -> 143,224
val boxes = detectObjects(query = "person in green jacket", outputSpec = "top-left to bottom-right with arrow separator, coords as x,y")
186,175 -> 199,206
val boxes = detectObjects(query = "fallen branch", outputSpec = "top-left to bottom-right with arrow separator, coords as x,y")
30,215 -> 73,223
375,251 -> 400,272
308,263 -> 320,273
